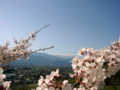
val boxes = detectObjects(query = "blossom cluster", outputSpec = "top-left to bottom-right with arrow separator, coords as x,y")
69,38 -> 120,90
36,69 -> 72,90
0,24 -> 51,68
0,68 -> 10,90
0,32 -> 35,67
36,38 -> 120,90
0,25 -> 54,90
0,31 -> 36,90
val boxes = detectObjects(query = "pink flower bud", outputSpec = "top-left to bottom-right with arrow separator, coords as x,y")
80,52 -> 84,55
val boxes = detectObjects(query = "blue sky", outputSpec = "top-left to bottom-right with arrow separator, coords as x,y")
0,0 -> 120,56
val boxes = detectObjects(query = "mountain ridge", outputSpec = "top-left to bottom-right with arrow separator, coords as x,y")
10,52 -> 73,66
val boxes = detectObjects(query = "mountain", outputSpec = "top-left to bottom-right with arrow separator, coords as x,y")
10,55 -> 53,65
10,52 -> 73,66
53,54 -> 75,60
52,59 -> 71,66
31,52 -> 70,61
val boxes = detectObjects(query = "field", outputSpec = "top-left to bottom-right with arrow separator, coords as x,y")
10,85 -> 120,90
4,65 -> 120,90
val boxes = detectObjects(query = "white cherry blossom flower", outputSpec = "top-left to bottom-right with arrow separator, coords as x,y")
77,47 -> 87,56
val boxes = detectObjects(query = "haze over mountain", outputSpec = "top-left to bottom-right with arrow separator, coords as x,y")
31,52 -> 75,61
53,54 -> 75,59
10,52 -> 74,66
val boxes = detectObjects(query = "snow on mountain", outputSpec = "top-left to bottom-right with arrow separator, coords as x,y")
53,54 -> 75,59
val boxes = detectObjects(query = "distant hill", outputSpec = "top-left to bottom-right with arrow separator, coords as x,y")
31,52 -> 74,61
52,59 -> 71,66
10,52 -> 73,66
